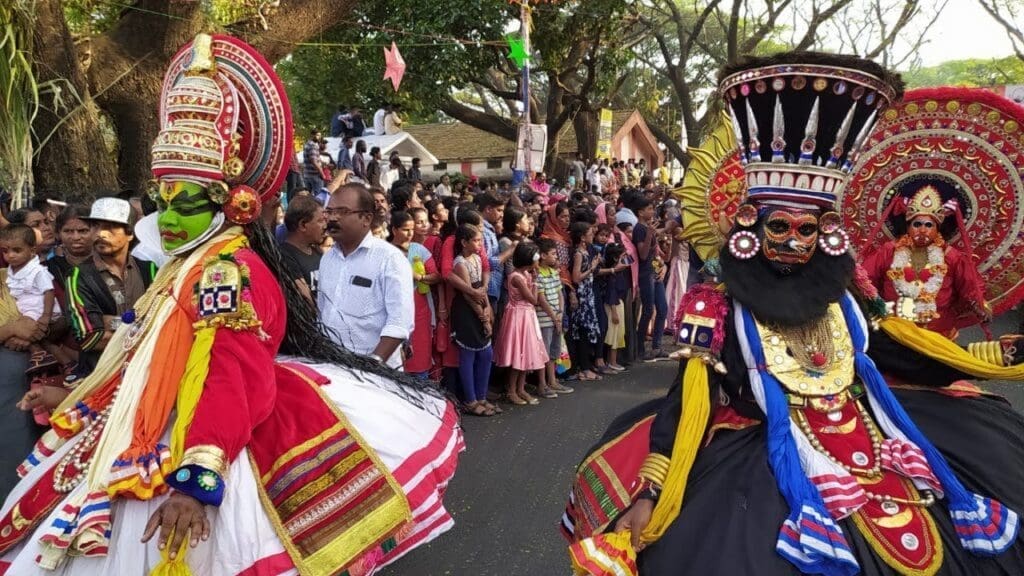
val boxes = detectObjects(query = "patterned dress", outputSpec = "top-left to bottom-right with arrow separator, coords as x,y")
570,250 -> 600,344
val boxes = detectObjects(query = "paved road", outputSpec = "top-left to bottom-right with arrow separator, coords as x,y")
391,312 -> 1023,576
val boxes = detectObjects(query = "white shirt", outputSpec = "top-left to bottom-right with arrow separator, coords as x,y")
6,256 -> 55,321
373,109 -> 386,135
435,183 -> 451,197
380,167 -> 401,193
318,232 -> 414,368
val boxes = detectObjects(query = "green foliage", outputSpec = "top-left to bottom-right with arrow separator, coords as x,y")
62,0 -> 124,35
0,0 -> 39,202
903,56 -> 1024,88
276,1 -> 512,135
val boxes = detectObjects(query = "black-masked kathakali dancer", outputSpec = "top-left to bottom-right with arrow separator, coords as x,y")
0,34 -> 462,576
562,52 -> 1024,576
842,86 -> 1024,340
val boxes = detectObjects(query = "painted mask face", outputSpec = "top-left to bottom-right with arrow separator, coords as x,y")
908,215 -> 939,248
761,209 -> 819,266
155,180 -> 217,251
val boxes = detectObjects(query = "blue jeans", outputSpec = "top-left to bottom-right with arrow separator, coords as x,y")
637,272 -> 668,353
458,345 -> 493,403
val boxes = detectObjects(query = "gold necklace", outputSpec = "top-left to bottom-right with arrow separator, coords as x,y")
770,315 -> 836,371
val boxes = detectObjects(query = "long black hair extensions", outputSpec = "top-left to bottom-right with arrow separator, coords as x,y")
244,219 -> 447,411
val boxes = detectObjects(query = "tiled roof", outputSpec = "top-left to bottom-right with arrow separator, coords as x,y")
404,109 -> 639,162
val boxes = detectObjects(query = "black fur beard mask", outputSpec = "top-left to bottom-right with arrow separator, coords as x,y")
719,238 -> 855,328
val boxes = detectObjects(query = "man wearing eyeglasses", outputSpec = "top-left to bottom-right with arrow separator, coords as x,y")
862,183 -> 990,337
318,182 -> 414,368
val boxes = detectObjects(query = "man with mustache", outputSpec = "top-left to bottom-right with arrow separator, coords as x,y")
64,197 -> 157,380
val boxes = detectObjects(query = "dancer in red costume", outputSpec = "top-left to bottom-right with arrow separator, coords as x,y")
862,184 -> 990,338
0,34 -> 461,576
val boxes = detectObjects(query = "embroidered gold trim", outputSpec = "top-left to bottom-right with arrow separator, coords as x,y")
850,479 -> 943,576
246,364 -> 411,576
180,445 -> 228,478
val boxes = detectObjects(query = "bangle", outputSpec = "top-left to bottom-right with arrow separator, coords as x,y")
637,453 -> 670,487
368,353 -> 385,364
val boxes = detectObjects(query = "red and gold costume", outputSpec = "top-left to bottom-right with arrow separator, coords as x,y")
862,185 -> 989,337
0,34 -> 461,576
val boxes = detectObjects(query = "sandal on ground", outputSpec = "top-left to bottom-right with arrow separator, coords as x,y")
523,394 -> 540,405
549,382 -> 575,394
537,388 -> 558,399
463,402 -> 495,417
507,393 -> 528,406
484,401 -> 503,414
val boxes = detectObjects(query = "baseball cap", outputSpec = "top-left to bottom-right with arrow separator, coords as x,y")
85,197 -> 135,227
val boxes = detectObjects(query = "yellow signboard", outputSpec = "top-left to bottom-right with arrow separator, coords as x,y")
595,108 -> 613,160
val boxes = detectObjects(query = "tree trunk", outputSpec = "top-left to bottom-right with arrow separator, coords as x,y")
31,0 -> 361,197
31,0 -> 119,200
572,108 -> 599,162
86,1 -> 206,194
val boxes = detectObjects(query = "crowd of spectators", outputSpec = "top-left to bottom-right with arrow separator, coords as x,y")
0,149 -> 691,505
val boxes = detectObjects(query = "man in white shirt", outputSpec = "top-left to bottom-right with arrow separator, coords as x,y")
318,183 -> 413,368
373,105 -> 388,135
434,174 -> 451,197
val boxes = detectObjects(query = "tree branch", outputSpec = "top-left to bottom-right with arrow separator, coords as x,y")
439,97 -> 517,141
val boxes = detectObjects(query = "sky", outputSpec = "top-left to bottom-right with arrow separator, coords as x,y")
916,1 -> 1016,67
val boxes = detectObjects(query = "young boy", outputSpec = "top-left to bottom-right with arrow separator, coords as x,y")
2,224 -> 70,425
1,225 -> 56,337
535,239 -> 573,396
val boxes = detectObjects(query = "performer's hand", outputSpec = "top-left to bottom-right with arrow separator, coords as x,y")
142,492 -> 210,558
614,498 -> 654,551
17,386 -> 68,412
4,336 -> 31,351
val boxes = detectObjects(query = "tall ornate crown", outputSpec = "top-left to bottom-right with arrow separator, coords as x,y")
719,52 -> 904,210
904,184 -> 947,223
151,34 -> 293,215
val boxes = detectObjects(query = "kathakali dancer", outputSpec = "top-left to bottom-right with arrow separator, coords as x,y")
0,34 -> 461,576
562,52 -> 1024,576
843,86 -> 1024,338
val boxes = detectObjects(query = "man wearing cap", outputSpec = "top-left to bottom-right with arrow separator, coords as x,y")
64,197 -> 158,379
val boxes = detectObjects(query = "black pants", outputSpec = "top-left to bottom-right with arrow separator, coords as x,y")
569,336 -> 595,373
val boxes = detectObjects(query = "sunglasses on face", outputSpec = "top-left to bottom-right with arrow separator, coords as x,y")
911,221 -> 935,229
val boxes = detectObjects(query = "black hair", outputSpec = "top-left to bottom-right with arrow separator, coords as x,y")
572,208 -> 597,226
502,207 -> 526,239
569,220 -> 592,250
454,223 -> 480,258
2,224 -> 36,247
425,199 -> 444,220
56,204 -> 92,233
441,202 -> 481,239
284,195 -> 321,232
407,206 -> 427,221
604,242 -> 625,267
390,210 -> 412,231
511,241 -> 539,268
535,237 -> 556,255
335,182 -> 375,213
474,191 -> 505,211
6,207 -> 40,226
244,220 -> 444,409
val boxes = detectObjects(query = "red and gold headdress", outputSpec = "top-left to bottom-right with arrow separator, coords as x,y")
151,33 -> 293,224
904,185 -> 946,224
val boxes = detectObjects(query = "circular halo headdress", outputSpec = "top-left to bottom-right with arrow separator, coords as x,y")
673,112 -> 747,276
150,33 -> 293,225
843,86 -> 1024,317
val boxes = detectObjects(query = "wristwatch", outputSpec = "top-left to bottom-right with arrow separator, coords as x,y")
368,353 -> 385,364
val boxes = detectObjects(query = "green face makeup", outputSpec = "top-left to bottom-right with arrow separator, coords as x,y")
156,180 -> 216,251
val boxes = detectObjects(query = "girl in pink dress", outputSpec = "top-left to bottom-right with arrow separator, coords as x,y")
495,242 -> 550,406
